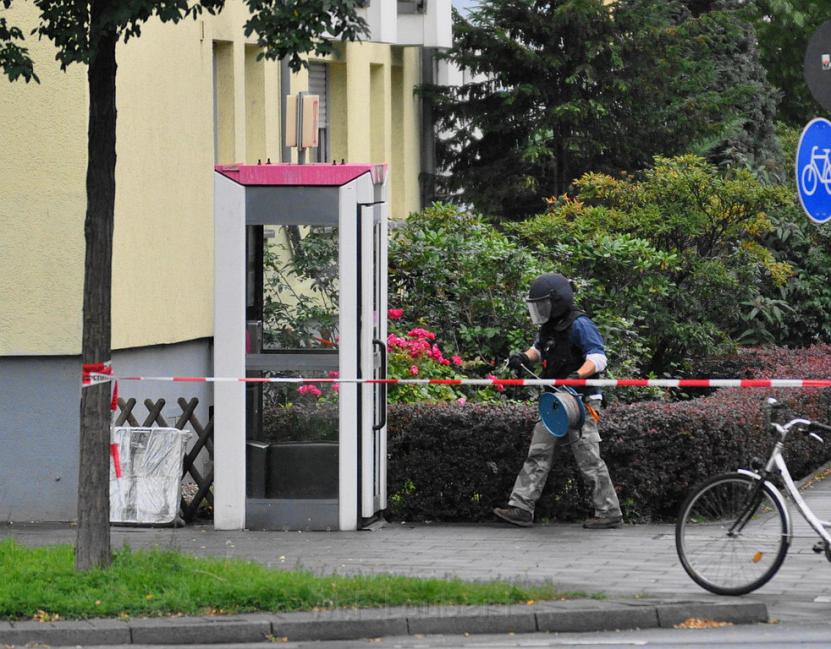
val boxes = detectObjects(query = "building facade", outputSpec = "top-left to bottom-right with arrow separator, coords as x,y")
0,0 -> 450,521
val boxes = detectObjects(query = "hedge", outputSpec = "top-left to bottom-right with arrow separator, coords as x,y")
386,345 -> 831,523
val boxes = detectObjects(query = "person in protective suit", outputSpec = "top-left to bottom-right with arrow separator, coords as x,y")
493,272 -> 623,529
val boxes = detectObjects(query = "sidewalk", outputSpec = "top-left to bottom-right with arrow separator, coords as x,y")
4,472 -> 831,644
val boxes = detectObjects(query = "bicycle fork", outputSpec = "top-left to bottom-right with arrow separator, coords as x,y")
727,477 -> 770,538
769,452 -> 831,550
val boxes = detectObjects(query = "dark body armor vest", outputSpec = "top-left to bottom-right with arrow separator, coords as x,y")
538,312 -> 602,397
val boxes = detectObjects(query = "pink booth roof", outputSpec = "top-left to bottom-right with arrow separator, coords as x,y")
215,163 -> 387,187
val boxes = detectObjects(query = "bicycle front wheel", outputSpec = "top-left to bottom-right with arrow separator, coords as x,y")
675,472 -> 789,596
802,164 -> 818,195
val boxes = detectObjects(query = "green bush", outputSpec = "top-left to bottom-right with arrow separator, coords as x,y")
758,209 -> 831,347
386,345 -> 831,523
388,203 -> 544,365
510,155 -> 794,377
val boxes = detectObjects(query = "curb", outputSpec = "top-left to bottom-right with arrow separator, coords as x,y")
0,599 -> 768,645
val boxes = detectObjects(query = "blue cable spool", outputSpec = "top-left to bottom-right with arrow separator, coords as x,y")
539,388 -> 586,438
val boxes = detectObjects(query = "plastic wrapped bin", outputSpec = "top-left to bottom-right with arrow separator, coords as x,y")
110,426 -> 192,525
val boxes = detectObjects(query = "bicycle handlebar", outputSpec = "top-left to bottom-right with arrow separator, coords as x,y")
809,420 -> 831,434
780,418 -> 831,443
766,399 -> 830,441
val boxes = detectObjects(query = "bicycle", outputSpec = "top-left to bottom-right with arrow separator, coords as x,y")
800,146 -> 831,196
675,397 -> 831,595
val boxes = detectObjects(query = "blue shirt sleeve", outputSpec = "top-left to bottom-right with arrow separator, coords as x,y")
570,317 -> 605,356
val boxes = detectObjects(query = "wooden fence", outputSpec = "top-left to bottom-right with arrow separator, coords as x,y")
115,397 -> 213,523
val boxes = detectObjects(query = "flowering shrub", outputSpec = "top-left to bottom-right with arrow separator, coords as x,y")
386,309 -> 509,404
261,371 -> 340,443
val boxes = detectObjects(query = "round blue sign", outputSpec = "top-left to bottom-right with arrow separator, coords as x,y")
796,117 -> 831,224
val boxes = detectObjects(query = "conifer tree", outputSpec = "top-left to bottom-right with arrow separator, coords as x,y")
425,0 -> 781,219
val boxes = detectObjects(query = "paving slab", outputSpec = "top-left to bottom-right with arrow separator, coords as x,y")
535,605 -> 658,633
268,607 -> 409,641
128,616 -> 271,645
655,601 -> 769,627
2,619 -> 131,646
404,605 -> 538,636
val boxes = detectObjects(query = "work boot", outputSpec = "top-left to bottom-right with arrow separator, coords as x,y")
582,515 -> 623,529
493,506 -> 533,527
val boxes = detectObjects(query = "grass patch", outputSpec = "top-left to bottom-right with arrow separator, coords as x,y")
0,539 -> 588,620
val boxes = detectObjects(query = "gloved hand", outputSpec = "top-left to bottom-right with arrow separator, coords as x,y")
507,352 -> 531,374
566,371 -> 582,380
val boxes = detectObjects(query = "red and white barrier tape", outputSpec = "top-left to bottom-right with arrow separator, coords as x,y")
85,368 -> 829,478
82,374 -> 831,389
82,361 -> 113,386
82,361 -> 122,477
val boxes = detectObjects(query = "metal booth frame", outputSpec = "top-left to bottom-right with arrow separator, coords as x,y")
213,163 -> 388,531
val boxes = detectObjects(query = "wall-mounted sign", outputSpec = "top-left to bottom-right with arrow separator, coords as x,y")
805,20 -> 831,111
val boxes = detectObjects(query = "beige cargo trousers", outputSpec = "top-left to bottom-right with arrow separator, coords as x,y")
507,407 -> 622,519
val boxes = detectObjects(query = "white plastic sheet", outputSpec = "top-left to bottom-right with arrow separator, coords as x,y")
109,427 -> 191,525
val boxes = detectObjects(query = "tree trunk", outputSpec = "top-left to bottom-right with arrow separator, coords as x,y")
76,2 -> 117,571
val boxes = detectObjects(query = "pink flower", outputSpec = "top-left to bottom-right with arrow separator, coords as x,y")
486,374 -> 505,393
403,339 -> 430,358
327,370 -> 340,379
440,358 -> 450,366
451,355 -> 463,366
388,308 -> 404,320
409,365 -> 419,376
430,344 -> 443,360
332,384 -> 340,392
456,397 -> 467,406
298,384 -> 323,397
407,327 -> 436,341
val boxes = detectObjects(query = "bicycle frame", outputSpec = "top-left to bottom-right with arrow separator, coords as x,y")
737,421 -> 831,547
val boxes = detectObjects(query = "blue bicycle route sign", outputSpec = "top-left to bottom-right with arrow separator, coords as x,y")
796,117 -> 831,224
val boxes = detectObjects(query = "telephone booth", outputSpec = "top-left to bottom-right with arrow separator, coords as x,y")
213,163 -> 388,531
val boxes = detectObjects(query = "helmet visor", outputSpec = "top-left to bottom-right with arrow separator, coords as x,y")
526,297 -> 551,325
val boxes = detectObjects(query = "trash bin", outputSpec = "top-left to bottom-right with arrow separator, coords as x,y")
110,426 -> 192,525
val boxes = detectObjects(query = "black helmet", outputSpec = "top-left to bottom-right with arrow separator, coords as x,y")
526,273 -> 574,325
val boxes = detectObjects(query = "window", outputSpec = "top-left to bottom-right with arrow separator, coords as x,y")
213,41 -> 236,164
397,0 -> 426,14
308,63 -> 329,163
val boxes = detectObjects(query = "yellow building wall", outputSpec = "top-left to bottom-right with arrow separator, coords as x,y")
0,2 -> 424,356
0,2 -> 87,356
326,42 -> 422,220
400,47 -> 423,219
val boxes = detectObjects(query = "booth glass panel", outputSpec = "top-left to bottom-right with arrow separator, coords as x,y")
246,371 -> 339,500
259,225 -> 339,351
246,223 -> 341,503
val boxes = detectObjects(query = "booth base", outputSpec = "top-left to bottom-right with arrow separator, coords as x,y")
246,498 -> 339,531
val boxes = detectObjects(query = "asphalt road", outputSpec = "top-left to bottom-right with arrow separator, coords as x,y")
78,621 -> 831,648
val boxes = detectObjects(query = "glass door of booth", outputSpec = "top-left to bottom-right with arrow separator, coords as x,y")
245,204 -> 387,530
245,222 -> 342,530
